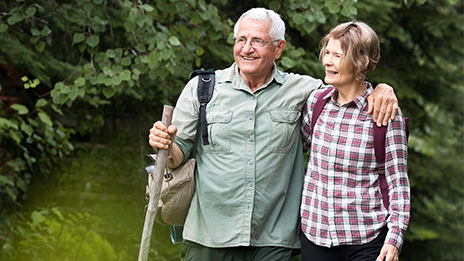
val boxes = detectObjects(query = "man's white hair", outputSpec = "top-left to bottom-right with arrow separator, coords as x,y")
234,8 -> 286,41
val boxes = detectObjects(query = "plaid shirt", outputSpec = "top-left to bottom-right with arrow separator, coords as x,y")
300,83 -> 410,250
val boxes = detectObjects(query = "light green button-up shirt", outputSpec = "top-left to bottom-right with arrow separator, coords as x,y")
173,63 -> 323,249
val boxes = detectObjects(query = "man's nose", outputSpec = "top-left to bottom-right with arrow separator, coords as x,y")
241,41 -> 255,52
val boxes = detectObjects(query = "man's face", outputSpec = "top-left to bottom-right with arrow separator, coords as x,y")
233,18 -> 286,81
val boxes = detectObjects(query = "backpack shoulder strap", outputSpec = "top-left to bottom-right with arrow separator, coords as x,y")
374,116 -> 409,210
190,69 -> 215,145
310,87 -> 334,137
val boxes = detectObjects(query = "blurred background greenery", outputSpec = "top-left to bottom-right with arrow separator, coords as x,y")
0,0 -> 462,260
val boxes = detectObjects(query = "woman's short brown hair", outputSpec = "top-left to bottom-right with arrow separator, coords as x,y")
320,21 -> 380,81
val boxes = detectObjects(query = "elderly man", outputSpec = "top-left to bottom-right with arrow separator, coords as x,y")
149,8 -> 398,261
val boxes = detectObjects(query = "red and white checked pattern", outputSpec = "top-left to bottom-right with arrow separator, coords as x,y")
300,84 -> 410,250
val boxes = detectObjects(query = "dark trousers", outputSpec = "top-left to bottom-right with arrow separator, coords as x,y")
181,240 -> 293,261
301,228 -> 387,261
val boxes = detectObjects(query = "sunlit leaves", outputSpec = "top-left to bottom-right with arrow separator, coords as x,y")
169,36 -> 181,46
11,104 -> 29,115
37,111 -> 52,127
35,99 -> 48,108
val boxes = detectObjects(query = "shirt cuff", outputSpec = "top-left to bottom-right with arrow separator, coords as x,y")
385,226 -> 404,252
174,136 -> 194,165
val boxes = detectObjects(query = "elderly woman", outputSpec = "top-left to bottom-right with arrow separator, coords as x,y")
300,21 -> 410,261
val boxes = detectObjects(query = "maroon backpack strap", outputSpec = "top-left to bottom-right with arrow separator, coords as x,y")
310,87 -> 334,137
374,117 -> 410,210
373,124 -> 389,209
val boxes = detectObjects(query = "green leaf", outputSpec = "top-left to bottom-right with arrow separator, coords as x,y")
281,57 -> 296,68
0,24 -> 8,33
93,0 -> 103,4
112,75 -> 122,85
7,16 -> 17,25
293,13 -> 305,25
314,10 -> 326,23
176,2 -> 187,12
78,87 -> 85,98
269,1 -> 281,10
78,42 -> 86,52
21,123 -> 34,136
120,70 -> 131,81
74,77 -> 86,87
35,41 -> 45,52
148,51 -> 160,67
86,35 -> 99,47
200,11 -> 212,21
196,46 -> 205,56
168,36 -> 181,46
38,111 -> 53,126
103,87 -> 115,98
73,33 -> 85,44
141,4 -> 154,12
160,49 -> 172,60
210,31 -> 221,41
35,98 -> 47,108
124,21 -> 135,32
31,211 -> 44,228
106,49 -> 115,58
13,12 -> 25,23
121,57 -> 132,66
11,104 -> 29,115
341,6 -> 352,17
404,0 -> 414,8
41,25 -> 52,36
124,0 -> 133,8
69,87 -> 78,100
114,48 -> 123,58
21,76 -> 28,82
135,43 -> 146,53
0,175 -> 14,186
328,4 -> 341,14
61,85 -> 71,94
0,118 -> 18,129
31,28 -> 41,36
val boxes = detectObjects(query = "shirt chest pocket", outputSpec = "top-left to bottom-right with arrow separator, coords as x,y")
203,110 -> 233,154
267,109 -> 301,153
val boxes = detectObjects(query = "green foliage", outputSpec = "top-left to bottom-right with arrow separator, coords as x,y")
0,207 -> 118,261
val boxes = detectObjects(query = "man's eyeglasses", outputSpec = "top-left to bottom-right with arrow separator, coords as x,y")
234,38 -> 280,48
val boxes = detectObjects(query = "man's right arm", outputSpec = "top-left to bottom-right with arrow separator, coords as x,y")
149,122 -> 184,169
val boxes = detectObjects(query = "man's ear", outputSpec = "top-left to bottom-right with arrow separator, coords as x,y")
274,40 -> 287,60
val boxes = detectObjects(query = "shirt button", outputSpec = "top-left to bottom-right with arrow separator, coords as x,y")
247,137 -> 253,142
248,182 -> 253,187
247,159 -> 253,165
251,96 -> 255,100
248,116 -> 253,120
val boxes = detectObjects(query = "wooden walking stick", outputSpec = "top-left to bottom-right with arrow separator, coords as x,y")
138,105 -> 174,261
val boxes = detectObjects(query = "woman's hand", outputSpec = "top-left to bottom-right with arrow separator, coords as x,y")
376,243 -> 399,261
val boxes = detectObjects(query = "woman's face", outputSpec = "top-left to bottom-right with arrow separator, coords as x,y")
322,38 -> 355,88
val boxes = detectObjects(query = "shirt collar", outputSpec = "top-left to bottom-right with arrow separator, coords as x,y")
329,82 -> 373,111
220,63 -> 283,92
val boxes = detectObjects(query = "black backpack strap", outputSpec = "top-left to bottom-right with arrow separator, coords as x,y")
191,69 -> 215,145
